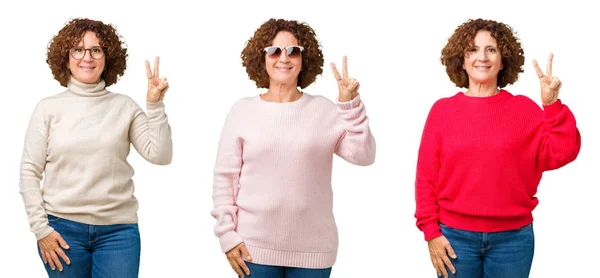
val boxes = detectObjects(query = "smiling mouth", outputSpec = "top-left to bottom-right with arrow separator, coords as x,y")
276,66 -> 293,72
79,66 -> 96,71
475,66 -> 491,71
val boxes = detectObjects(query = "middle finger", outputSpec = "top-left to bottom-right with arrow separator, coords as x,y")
237,258 -> 250,275
546,53 -> 553,77
228,259 -> 244,277
441,255 -> 455,274
342,56 -> 348,79
56,248 -> 70,265
154,56 -> 160,79
436,257 -> 449,278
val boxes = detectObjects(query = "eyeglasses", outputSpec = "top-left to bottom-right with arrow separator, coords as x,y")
263,45 -> 304,59
69,46 -> 105,60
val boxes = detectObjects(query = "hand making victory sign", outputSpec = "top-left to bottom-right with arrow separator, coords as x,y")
533,53 -> 562,105
330,56 -> 360,102
146,56 -> 169,103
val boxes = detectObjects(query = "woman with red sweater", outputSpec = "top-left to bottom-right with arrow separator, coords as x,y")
415,19 -> 581,278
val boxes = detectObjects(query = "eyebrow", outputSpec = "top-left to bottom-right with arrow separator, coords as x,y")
469,45 -> 497,48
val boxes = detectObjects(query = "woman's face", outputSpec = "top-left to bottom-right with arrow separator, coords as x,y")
464,30 -> 503,86
68,31 -> 105,84
264,31 -> 303,87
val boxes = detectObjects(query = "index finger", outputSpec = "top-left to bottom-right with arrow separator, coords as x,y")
145,60 -> 153,79
532,59 -> 544,78
154,56 -> 160,78
330,62 -> 342,81
546,53 -> 553,76
237,258 -> 250,276
342,56 -> 348,79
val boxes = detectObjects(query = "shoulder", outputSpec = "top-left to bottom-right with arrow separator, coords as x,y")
223,96 -> 257,120
230,96 -> 256,111
429,94 -> 457,113
505,92 -> 543,112
33,90 -> 71,112
304,93 -> 339,110
105,93 -> 146,111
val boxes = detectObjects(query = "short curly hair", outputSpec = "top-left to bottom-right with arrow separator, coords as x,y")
46,18 -> 127,87
241,18 -> 324,89
441,18 -> 524,88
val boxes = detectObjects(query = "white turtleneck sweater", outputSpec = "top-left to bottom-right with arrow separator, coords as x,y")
19,77 -> 172,240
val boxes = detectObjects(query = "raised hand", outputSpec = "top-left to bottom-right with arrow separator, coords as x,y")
533,53 -> 561,105
330,56 -> 360,102
146,56 -> 169,103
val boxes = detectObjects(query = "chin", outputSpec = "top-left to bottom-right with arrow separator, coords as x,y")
77,76 -> 101,84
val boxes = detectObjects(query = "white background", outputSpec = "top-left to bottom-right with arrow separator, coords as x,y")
1,0 -> 597,277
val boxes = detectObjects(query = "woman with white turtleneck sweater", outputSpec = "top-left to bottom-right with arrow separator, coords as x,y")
19,18 -> 171,278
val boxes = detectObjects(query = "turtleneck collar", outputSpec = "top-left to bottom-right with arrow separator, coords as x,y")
67,76 -> 109,97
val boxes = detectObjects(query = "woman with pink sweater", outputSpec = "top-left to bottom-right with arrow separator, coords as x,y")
210,18 -> 376,278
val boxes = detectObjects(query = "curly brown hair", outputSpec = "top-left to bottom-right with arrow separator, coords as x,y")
441,18 -> 524,88
47,18 -> 127,87
241,18 -> 324,89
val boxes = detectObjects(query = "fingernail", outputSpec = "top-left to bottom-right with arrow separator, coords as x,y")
65,245 -> 70,249
246,256 -> 252,260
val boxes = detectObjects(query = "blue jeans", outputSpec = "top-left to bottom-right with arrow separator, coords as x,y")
241,262 -> 332,278
38,215 -> 141,278
438,222 -> 534,278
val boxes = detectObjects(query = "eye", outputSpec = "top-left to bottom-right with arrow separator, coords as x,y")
487,48 -> 497,53
91,47 -> 102,53
468,47 -> 477,52
72,47 -> 84,53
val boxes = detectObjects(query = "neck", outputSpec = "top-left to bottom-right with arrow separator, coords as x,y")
67,76 -> 109,97
465,82 -> 499,97
262,83 -> 302,103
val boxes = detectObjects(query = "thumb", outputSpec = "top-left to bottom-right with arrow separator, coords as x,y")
347,81 -> 359,95
56,233 -> 70,249
445,243 -> 457,259
239,243 -> 252,261
549,77 -> 561,90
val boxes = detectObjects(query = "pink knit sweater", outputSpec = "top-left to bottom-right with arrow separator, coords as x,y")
211,93 -> 375,268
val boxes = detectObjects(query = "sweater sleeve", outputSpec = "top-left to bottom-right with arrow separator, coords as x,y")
334,95 -> 376,166
414,102 -> 443,241
210,105 -> 244,253
19,101 -> 54,240
129,101 -> 173,165
537,100 -> 581,171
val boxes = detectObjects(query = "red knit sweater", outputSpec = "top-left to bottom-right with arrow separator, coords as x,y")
415,90 -> 581,241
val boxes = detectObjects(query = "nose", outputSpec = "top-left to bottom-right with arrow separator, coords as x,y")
82,49 -> 94,61
278,49 -> 290,63
477,49 -> 488,61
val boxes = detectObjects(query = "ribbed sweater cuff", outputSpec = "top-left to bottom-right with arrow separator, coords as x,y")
35,225 -> 55,241
423,223 -> 442,241
337,94 -> 361,110
219,231 -> 243,253
543,99 -> 563,118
